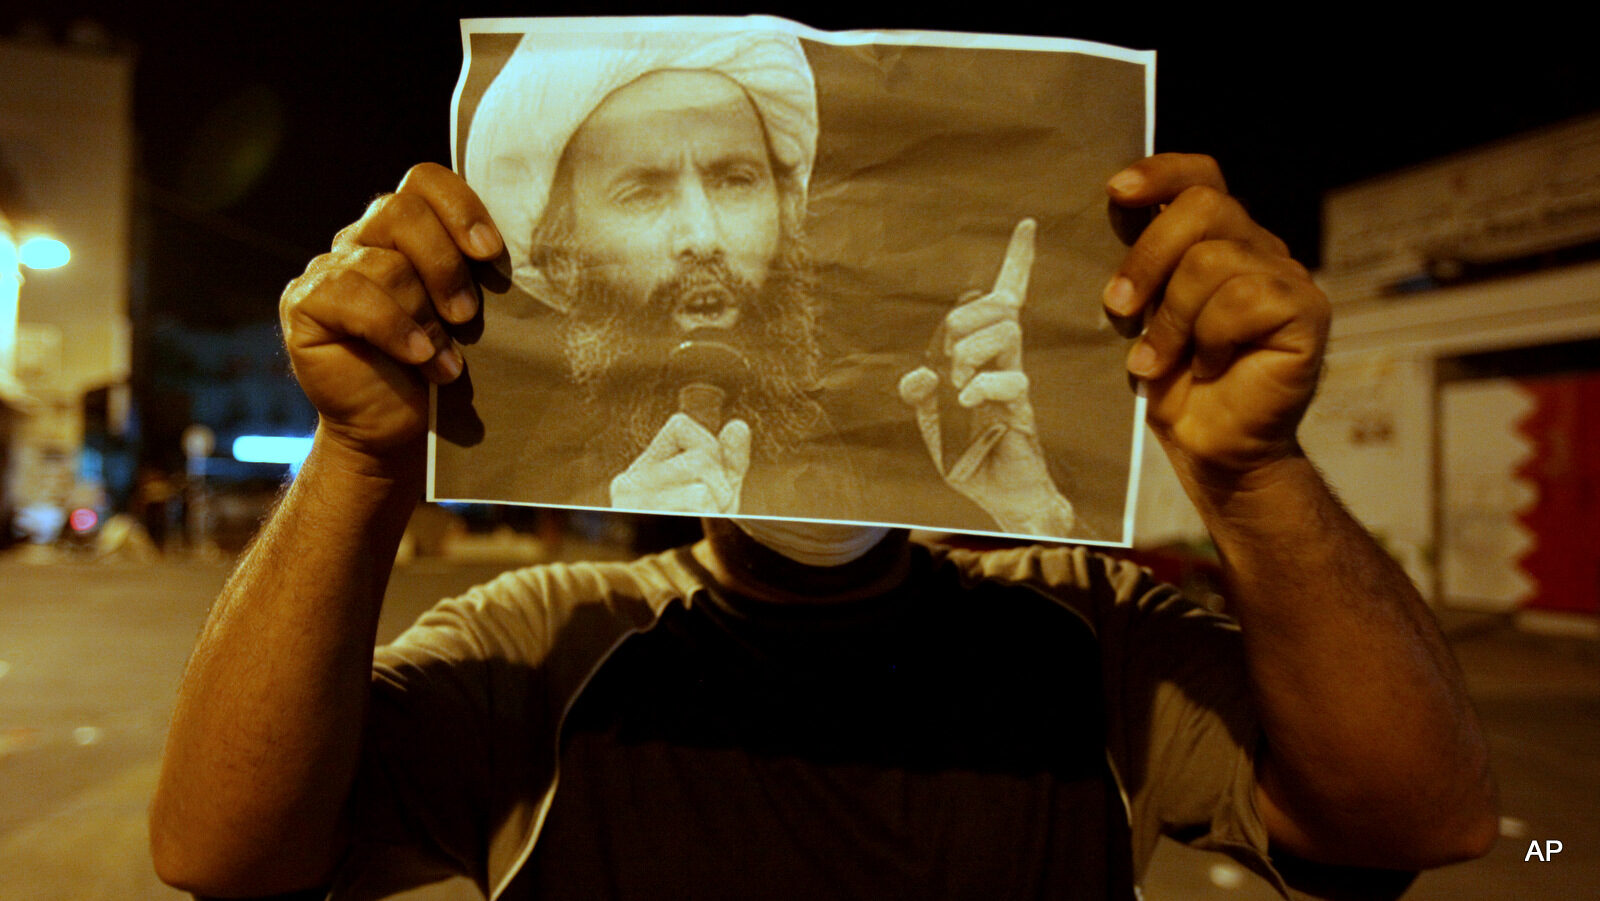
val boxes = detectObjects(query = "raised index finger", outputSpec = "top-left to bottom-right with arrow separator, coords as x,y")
990,218 -> 1036,308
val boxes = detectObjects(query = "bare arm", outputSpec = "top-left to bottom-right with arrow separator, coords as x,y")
149,164 -> 503,895
1190,452 -> 1495,869
1105,154 -> 1496,870
149,437 -> 419,894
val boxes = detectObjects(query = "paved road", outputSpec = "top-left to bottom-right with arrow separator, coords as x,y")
0,556 -> 512,900
0,555 -> 1593,899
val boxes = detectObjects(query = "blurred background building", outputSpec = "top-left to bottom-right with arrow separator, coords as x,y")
0,6 -> 1595,630
0,8 -> 1594,900
1137,114 -> 1600,632
0,27 -> 132,547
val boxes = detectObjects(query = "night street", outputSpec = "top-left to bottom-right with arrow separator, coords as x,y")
3,7 -> 1598,901
1,553 -> 1594,900
0,555 -> 513,900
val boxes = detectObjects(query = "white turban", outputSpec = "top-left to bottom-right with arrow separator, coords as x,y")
465,26 -> 818,306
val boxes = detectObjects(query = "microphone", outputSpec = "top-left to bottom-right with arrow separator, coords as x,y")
665,337 -> 751,433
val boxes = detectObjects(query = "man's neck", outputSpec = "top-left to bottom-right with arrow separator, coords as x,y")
692,518 -> 912,604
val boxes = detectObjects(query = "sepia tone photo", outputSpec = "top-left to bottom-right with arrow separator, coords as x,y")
430,17 -> 1153,544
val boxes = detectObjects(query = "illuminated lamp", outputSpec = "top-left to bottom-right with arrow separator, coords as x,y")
232,435 -> 314,467
18,236 -> 70,270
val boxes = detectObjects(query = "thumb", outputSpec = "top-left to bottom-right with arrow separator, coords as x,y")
899,366 -> 938,409
718,419 -> 752,480
899,366 -> 945,475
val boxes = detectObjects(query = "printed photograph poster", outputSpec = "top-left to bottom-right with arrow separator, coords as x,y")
430,16 -> 1154,546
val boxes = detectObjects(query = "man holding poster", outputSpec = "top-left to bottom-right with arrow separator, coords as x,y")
151,17 -> 1495,901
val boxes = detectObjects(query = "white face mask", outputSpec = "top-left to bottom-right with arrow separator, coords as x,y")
731,519 -> 891,567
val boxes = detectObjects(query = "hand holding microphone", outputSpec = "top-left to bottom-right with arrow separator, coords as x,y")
668,337 -> 750,432
608,336 -> 753,514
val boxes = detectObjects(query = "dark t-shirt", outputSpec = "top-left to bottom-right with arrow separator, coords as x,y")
344,544 -> 1289,901
520,550 -> 1133,899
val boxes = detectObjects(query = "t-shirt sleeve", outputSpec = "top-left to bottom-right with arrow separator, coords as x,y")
1095,554 -> 1416,901
332,569 -> 570,898
328,558 -> 683,900
1092,557 -> 1275,886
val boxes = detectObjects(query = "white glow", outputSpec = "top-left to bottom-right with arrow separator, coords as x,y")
1,271 -> 17,380
233,435 -> 314,466
1207,863 -> 1246,890
1,232 -> 18,381
19,236 -> 69,270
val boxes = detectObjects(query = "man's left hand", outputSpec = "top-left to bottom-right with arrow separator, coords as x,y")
1106,157 -> 1499,870
1104,153 -> 1330,493
899,218 -> 1074,534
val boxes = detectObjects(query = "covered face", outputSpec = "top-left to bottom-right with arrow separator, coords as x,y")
731,518 -> 893,566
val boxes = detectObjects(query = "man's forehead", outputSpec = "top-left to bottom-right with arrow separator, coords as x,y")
568,70 -> 769,165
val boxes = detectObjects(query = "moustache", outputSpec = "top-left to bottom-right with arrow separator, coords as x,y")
646,259 -> 756,329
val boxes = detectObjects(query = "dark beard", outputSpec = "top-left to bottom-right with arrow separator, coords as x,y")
559,241 -> 827,471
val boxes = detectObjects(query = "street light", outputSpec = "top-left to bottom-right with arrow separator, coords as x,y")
0,230 -> 72,384
19,236 -> 70,270
0,230 -> 16,274
1,229 -> 20,385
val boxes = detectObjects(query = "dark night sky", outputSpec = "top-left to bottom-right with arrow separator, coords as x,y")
7,2 -> 1600,330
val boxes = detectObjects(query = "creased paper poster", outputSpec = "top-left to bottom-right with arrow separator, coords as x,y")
430,16 -> 1153,546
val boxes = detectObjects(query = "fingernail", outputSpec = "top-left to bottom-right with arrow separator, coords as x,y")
407,329 -> 435,363
1102,276 -> 1136,316
448,288 -> 478,322
437,343 -> 463,380
1127,341 -> 1158,378
468,222 -> 501,258
1107,169 -> 1143,195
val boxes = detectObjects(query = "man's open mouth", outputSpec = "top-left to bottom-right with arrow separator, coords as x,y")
672,286 -> 741,332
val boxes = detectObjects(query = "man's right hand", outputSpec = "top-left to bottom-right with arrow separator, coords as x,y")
154,169 -> 504,900
279,163 -> 503,469
609,414 -> 751,514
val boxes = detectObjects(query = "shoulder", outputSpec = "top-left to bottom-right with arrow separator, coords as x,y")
931,541 -> 1136,589
377,548 -> 708,673
349,552 -> 714,900
925,541 -> 1181,630
922,542 -> 1245,680
466,549 -> 707,618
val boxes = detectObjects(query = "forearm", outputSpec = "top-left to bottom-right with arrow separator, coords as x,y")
1178,449 -> 1496,868
150,430 -> 422,895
